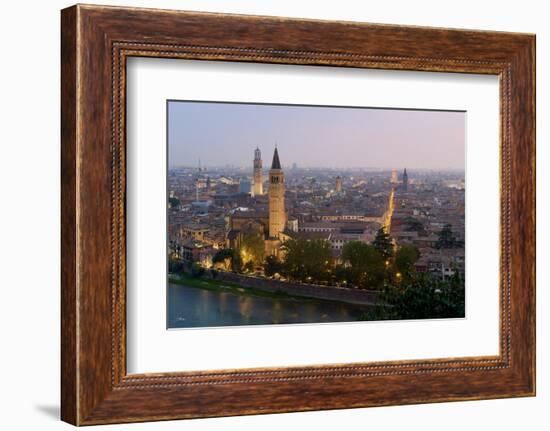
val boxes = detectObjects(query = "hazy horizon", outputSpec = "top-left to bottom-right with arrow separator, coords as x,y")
168,101 -> 466,170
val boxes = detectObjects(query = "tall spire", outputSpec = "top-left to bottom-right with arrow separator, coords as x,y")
271,147 -> 281,170
268,146 -> 286,239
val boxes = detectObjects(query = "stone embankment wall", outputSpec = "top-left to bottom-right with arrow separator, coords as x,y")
205,270 -> 380,306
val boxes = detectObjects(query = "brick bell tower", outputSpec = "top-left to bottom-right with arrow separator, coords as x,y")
268,147 -> 286,239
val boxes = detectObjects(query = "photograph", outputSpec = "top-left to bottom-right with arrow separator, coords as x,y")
167,101 -> 466,328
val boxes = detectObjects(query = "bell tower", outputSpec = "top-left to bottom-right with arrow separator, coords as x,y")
335,176 -> 342,193
268,147 -> 286,238
253,147 -> 263,196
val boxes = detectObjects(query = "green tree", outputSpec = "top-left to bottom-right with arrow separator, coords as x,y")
212,248 -> 242,272
190,262 -> 205,277
239,232 -> 265,267
332,264 -> 352,285
213,248 -> 232,270
230,250 -> 242,273
264,255 -> 283,277
394,245 -> 420,275
243,261 -> 254,273
365,272 -> 465,321
168,196 -> 181,209
168,256 -> 184,273
372,227 -> 393,260
342,241 -> 385,289
282,238 -> 333,283
404,216 -> 424,233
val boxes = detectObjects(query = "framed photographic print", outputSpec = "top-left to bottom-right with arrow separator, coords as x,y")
61,4 -> 535,425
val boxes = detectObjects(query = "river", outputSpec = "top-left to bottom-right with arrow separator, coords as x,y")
168,282 -> 373,328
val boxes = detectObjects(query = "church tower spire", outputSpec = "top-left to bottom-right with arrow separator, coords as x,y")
268,147 -> 286,238
271,147 -> 281,170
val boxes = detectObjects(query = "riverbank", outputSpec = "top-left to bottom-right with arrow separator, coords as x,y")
169,273 -> 319,302
170,271 -> 380,306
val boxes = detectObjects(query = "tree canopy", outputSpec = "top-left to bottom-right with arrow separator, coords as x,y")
341,241 -> 385,289
403,216 -> 424,233
212,248 -> 242,272
239,232 -> 265,267
394,245 -> 420,275
372,227 -> 394,260
367,271 -> 465,320
264,255 -> 283,277
168,196 -> 181,209
282,238 -> 333,282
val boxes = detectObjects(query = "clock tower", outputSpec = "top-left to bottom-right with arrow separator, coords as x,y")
253,147 -> 263,196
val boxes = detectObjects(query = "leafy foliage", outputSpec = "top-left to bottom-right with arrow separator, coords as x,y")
212,248 -> 242,273
243,261 -> 254,273
168,196 -> 181,209
239,232 -> 265,267
168,256 -> 184,273
341,241 -> 385,289
264,255 -> 283,277
403,216 -> 424,233
190,262 -> 205,277
394,245 -> 420,275
282,238 -> 333,282
366,272 -> 465,320
372,227 -> 393,260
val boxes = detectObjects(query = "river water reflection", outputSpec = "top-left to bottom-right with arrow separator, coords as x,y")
168,282 -> 373,328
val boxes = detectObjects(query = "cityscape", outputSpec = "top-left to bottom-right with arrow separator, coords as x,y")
167,102 -> 465,328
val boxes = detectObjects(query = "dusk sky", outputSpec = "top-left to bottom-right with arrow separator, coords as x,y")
168,101 -> 465,170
